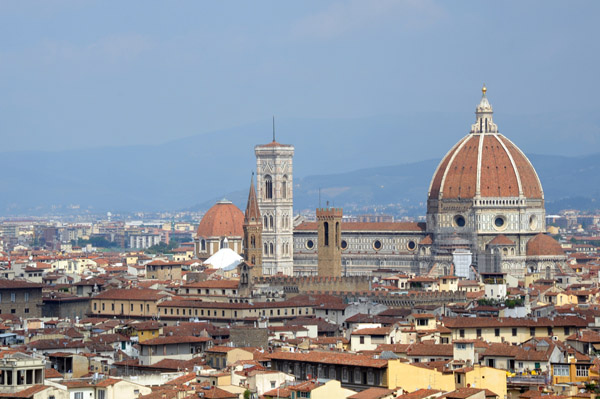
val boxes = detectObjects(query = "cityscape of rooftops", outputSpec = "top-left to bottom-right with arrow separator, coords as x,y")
0,2 -> 599,399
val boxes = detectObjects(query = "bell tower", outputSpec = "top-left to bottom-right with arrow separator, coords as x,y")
255,124 -> 294,276
317,207 -> 343,277
243,174 -> 263,268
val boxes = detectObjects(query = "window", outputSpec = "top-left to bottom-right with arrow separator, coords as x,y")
354,368 -> 362,383
367,370 -> 375,385
456,343 -> 466,350
24,308 -> 29,314
265,175 -> 273,199
74,393 -> 83,399
459,329 -> 465,338
548,327 -> 553,336
554,365 -> 569,377
111,304 -> 115,311
24,293 -> 29,302
324,222 -> 329,246
270,381 -> 276,389
10,293 -> 15,303
98,390 -> 106,399
94,303 -> 97,311
359,336 -> 365,344
512,328 -> 517,337
282,176 -> 288,199
577,365 -> 589,377
342,368 -> 349,382
476,328 -> 482,338
495,328 -> 500,337
530,327 -> 535,337
564,327 -> 570,335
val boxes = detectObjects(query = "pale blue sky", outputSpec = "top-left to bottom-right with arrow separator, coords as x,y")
1,1 -> 599,153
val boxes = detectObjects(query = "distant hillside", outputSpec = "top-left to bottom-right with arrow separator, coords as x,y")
197,153 -> 600,217
0,113 -> 598,216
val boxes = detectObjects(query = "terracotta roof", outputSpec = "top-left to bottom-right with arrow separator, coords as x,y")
348,387 -> 395,399
93,288 -> 167,301
526,234 -> 565,256
182,280 -> 239,289
488,235 -> 515,246
294,221 -> 426,232
352,327 -> 391,336
138,336 -> 211,346
0,385 -> 50,398
397,389 -> 444,399
443,316 -> 587,328
267,351 -> 387,368
0,279 -> 43,289
196,200 -> 244,238
256,140 -> 292,148
419,235 -> 433,245
428,131 -> 543,200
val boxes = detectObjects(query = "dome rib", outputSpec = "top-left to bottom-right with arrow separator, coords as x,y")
439,135 -> 477,199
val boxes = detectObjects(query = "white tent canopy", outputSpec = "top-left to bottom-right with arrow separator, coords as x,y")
202,248 -> 243,271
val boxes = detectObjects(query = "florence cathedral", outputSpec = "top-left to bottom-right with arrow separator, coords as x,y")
196,87 -> 568,281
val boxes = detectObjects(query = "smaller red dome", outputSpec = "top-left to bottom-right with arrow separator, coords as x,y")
197,200 -> 244,238
526,234 -> 564,256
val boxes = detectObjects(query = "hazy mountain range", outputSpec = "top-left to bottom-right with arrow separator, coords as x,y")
0,113 -> 598,217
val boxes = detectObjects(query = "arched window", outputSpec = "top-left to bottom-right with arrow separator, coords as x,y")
201,239 -> 206,251
264,215 -> 268,229
250,235 -> 255,248
251,256 -> 255,265
270,215 -> 274,229
324,222 -> 329,246
264,243 -> 268,255
265,175 -> 273,199
269,243 -> 274,255
282,176 -> 288,199
335,222 -> 340,248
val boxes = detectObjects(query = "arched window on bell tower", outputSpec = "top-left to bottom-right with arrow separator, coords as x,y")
265,175 -> 273,199
282,175 -> 288,199
324,222 -> 329,247
250,235 -> 256,248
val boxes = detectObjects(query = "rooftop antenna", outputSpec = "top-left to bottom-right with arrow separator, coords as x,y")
272,116 -> 276,142
319,188 -> 321,209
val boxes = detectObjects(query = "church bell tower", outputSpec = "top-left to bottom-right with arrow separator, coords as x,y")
255,123 -> 294,276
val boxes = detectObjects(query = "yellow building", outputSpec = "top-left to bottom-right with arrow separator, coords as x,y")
205,347 -> 254,369
129,321 -> 163,343
90,288 -> 168,319
386,361 -> 507,399
552,358 -> 593,385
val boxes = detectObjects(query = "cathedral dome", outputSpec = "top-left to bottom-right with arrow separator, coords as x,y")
428,86 -> 543,201
526,233 -> 565,256
197,199 -> 244,238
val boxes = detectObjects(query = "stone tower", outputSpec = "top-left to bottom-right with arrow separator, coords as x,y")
317,207 -> 343,277
243,175 -> 263,268
255,136 -> 294,276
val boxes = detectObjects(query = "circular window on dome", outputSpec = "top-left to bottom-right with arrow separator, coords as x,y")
454,215 -> 466,228
305,240 -> 314,250
373,240 -> 382,251
407,241 -> 416,251
529,215 -> 538,231
494,216 -> 507,230
341,240 -> 348,250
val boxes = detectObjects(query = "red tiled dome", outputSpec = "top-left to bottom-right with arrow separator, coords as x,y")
197,200 -> 244,238
526,233 -> 565,256
428,133 -> 543,200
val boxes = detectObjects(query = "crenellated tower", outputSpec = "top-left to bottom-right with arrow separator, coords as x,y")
317,207 -> 343,277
